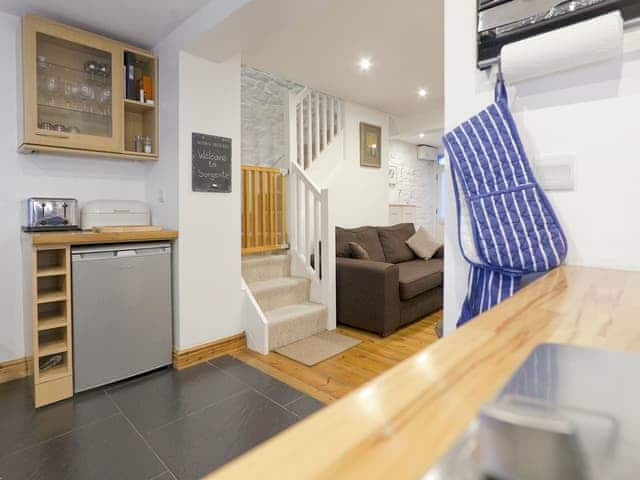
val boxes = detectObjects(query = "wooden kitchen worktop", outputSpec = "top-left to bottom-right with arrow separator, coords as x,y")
26,229 -> 179,246
207,266 -> 640,480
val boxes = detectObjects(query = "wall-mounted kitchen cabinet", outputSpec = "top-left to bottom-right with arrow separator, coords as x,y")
18,15 -> 158,161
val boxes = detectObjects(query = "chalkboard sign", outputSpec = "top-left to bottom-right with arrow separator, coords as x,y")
192,133 -> 232,193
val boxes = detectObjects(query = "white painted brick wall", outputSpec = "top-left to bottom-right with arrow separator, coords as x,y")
389,140 -> 442,239
241,66 -> 303,169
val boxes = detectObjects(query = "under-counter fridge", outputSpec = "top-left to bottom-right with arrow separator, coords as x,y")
71,242 -> 172,392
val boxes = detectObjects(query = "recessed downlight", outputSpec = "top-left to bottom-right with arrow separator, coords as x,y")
358,57 -> 372,71
419,132 -> 425,138
418,87 -> 428,97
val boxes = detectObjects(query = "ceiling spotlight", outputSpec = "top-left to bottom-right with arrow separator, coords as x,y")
419,132 -> 425,138
418,87 -> 428,97
359,57 -> 372,71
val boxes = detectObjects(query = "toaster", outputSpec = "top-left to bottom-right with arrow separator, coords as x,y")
23,197 -> 80,232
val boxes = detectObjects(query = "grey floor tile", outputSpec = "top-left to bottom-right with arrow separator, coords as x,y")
286,395 -> 325,419
211,356 -> 304,405
0,414 -> 165,480
0,378 -> 118,459
147,389 -> 298,480
107,363 -> 248,434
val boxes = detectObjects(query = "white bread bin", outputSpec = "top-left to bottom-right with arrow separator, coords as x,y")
81,200 -> 151,230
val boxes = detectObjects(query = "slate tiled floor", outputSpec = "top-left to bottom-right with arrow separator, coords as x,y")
0,356 -> 325,480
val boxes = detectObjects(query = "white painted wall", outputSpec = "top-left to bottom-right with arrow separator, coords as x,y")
443,1 -> 640,334
176,51 -> 242,349
0,12 -> 150,363
388,140 -> 440,239
308,101 -> 391,228
147,0 -> 251,350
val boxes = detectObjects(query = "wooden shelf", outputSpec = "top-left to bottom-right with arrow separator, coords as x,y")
121,150 -> 157,159
39,364 -> 70,383
37,266 -> 67,277
27,243 -> 74,407
38,340 -> 68,357
37,290 -> 66,304
124,99 -> 156,113
38,314 -> 67,331
20,143 -> 159,161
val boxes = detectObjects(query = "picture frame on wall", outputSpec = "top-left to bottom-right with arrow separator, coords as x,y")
360,122 -> 382,168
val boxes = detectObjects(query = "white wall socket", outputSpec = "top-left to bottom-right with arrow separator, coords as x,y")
533,155 -> 575,191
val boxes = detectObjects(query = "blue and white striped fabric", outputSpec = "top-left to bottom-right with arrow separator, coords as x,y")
443,78 -> 567,327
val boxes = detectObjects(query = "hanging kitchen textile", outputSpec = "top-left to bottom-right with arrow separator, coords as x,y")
443,76 -> 567,327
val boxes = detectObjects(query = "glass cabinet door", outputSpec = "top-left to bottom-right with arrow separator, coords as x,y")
22,17 -> 122,153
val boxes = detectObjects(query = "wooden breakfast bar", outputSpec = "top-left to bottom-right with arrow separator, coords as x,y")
207,265 -> 640,479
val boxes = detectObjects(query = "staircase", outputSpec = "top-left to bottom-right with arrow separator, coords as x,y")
242,253 -> 326,350
242,86 -> 344,355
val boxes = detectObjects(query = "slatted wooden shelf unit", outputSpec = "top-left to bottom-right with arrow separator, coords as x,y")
25,245 -> 74,407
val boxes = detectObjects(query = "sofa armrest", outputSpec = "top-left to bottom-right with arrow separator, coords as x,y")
336,257 -> 401,336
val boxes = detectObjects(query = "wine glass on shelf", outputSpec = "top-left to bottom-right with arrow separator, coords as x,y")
97,63 -> 110,87
45,74 -> 60,107
63,80 -> 75,109
79,83 -> 94,112
97,86 -> 112,115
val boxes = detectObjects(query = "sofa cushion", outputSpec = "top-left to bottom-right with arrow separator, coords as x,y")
377,223 -> 416,264
336,226 -> 385,262
406,226 -> 442,260
397,258 -> 444,301
348,242 -> 370,260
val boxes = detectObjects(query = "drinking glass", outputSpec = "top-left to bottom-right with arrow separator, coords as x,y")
45,75 -> 60,106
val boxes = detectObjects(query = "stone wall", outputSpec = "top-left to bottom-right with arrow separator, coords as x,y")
241,66 -> 303,169
388,140 -> 441,239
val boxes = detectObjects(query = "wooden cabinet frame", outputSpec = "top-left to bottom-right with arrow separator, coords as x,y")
18,15 -> 158,161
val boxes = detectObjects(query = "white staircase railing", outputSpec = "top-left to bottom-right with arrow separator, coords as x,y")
290,161 -> 327,279
291,88 -> 344,169
286,87 -> 340,330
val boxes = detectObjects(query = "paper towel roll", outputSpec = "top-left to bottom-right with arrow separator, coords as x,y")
501,11 -> 624,84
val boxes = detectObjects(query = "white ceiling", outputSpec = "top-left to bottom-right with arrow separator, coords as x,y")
241,0 -> 443,120
392,128 -> 444,147
0,0 -> 211,48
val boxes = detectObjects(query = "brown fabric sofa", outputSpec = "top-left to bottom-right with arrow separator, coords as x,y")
336,223 -> 443,336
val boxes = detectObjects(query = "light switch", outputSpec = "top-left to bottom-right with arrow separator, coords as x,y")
533,155 -> 575,191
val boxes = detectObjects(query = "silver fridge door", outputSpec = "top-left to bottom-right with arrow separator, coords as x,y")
72,242 -> 172,392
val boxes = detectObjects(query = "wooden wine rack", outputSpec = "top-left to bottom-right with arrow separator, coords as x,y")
27,245 -> 73,407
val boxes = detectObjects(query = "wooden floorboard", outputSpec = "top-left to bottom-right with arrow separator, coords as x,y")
232,310 -> 442,404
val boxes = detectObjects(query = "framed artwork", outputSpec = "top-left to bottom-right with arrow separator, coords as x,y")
360,122 -> 382,168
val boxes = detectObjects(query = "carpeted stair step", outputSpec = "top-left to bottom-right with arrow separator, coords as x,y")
266,302 -> 327,350
241,254 -> 290,283
249,276 -> 310,312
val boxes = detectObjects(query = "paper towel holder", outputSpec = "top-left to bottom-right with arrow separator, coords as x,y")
481,15 -> 640,72
487,10 -> 631,88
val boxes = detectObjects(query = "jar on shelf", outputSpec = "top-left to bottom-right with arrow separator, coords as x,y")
143,137 -> 152,154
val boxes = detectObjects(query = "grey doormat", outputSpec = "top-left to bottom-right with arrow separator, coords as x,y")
275,331 -> 362,366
